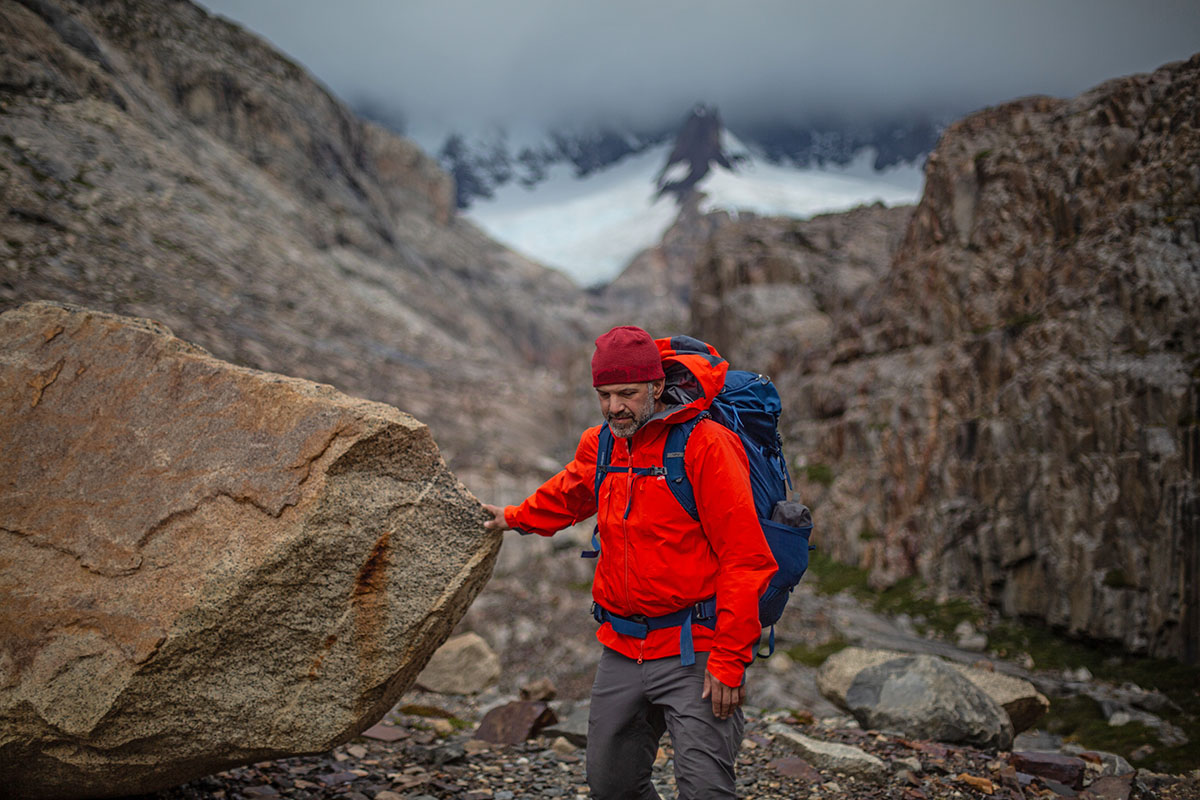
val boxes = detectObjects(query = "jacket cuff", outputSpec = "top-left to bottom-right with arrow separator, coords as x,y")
706,650 -> 747,688
504,507 -> 537,536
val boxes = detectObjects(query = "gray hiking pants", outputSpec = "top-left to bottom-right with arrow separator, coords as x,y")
586,647 -> 744,799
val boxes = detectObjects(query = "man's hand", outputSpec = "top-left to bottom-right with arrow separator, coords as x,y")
482,503 -> 512,532
702,669 -> 745,720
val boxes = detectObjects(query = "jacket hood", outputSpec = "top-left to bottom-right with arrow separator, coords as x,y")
653,335 -> 728,424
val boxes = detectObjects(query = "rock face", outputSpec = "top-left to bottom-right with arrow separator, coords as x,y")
0,302 -> 502,799
0,0 -> 598,500
693,55 -> 1200,663
845,655 -> 1014,750
690,202 -> 914,376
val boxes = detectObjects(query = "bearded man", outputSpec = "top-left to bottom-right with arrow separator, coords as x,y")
484,325 -> 776,799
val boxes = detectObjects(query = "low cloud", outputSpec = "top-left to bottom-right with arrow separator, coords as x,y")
198,0 -> 1200,135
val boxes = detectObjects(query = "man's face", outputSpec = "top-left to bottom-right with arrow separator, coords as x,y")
596,381 -> 661,438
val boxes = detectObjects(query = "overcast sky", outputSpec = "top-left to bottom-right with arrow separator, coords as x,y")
197,0 -> 1199,141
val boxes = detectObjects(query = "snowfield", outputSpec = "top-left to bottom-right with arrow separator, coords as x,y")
465,144 -> 924,286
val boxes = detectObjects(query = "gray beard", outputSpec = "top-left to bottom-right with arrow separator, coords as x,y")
608,401 -> 654,438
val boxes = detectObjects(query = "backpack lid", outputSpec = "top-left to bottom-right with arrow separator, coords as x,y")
654,335 -> 728,425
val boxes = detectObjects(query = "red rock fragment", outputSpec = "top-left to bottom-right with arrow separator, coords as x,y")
1082,775 -> 1133,800
1010,751 -> 1086,789
899,738 -> 950,759
473,701 -> 557,745
361,723 -> 408,742
768,757 -> 823,783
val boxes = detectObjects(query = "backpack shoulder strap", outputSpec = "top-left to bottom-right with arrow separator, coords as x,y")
662,412 -> 707,522
594,422 -> 615,500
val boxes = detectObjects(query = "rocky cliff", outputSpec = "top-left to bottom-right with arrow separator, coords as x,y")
0,0 -> 598,499
693,56 -> 1200,663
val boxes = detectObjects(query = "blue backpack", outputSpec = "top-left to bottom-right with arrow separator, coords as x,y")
588,339 -> 814,658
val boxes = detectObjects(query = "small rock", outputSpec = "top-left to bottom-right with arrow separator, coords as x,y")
957,772 -> 995,794
346,744 -> 368,759
1107,711 -> 1132,726
417,632 -> 502,695
954,621 -> 988,652
1009,751 -> 1085,789
767,651 -> 795,674
769,757 -> 822,782
474,701 -> 557,745
361,723 -> 408,742
1079,750 -> 1134,777
542,702 -> 590,748
1042,777 -> 1079,796
1087,775 -> 1134,800
520,677 -> 558,701
374,793 -> 405,800
551,736 -> 578,756
768,723 -> 887,782
1129,744 -> 1155,761
429,718 -> 456,735
893,756 -> 922,773
320,771 -> 359,786
242,787 -> 279,798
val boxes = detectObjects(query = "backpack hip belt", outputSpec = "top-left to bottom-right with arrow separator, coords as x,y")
591,597 -> 717,666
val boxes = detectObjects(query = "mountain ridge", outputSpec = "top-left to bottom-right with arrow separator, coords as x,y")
429,106 -> 941,210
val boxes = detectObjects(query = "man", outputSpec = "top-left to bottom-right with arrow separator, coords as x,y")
483,325 -> 776,799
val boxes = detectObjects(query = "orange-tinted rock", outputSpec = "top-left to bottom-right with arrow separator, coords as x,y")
0,302 -> 501,799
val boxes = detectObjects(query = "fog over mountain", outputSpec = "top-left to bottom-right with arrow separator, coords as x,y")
196,0 -> 1200,141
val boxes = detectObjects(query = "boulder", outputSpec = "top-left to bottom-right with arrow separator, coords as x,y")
416,632 -> 501,694
818,647 -> 1047,732
845,655 -> 1014,750
0,302 -> 501,800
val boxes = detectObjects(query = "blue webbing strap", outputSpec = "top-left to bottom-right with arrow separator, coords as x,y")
757,626 -> 776,659
592,598 -> 717,666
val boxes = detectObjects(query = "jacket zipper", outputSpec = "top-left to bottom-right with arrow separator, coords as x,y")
622,437 -> 633,616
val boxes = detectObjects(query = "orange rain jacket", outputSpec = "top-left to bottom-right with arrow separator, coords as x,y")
504,337 -> 777,687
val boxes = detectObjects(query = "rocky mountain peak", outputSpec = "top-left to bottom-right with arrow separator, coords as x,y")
653,103 -> 744,203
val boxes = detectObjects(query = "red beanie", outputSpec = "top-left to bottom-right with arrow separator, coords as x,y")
591,325 -> 665,387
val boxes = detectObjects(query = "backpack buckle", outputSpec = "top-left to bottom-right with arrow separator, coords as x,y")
647,466 -> 667,477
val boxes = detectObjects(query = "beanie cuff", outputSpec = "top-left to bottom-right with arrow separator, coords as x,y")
592,362 -> 665,387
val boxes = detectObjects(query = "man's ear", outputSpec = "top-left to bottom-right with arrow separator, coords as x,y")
652,378 -> 665,399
